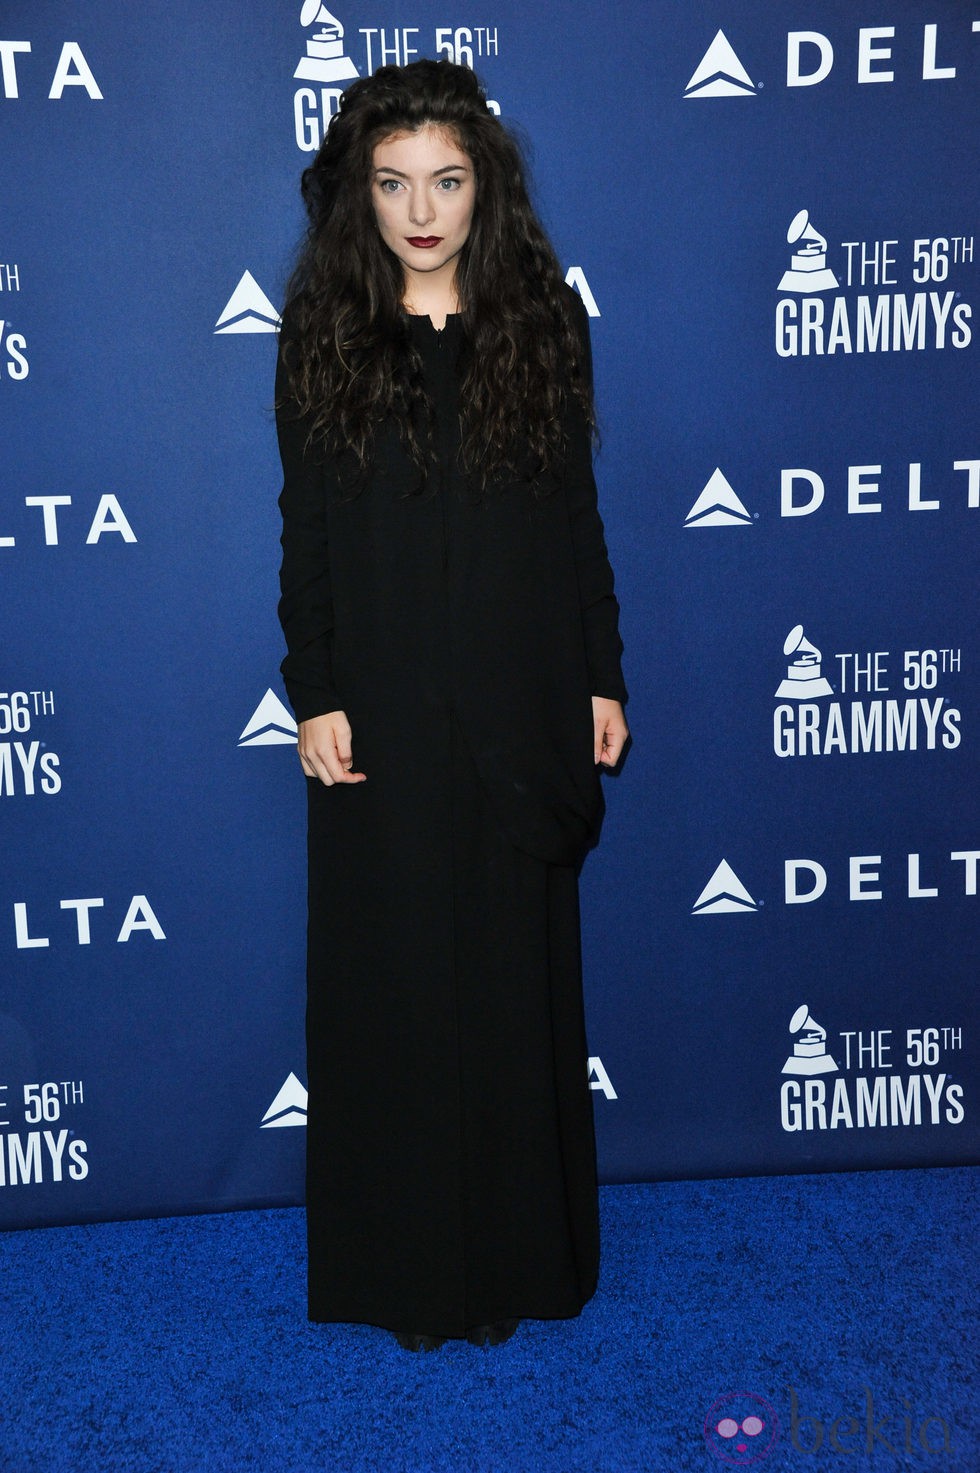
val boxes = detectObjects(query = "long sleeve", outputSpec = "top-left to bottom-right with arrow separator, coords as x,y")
276,308 -> 343,722
564,291 -> 629,706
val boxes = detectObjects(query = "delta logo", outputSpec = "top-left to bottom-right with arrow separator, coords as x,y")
683,469 -> 755,529
692,847 -> 980,912
214,272 -> 281,335
683,458 -> 979,526
692,860 -> 759,916
685,20 -> 980,98
684,31 -> 758,99
239,690 -> 297,747
261,1072 -> 308,1128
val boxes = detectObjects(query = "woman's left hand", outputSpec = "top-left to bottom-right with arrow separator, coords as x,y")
592,697 -> 629,768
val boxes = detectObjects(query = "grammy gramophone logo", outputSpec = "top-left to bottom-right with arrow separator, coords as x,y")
777,211 -> 839,294
294,1 -> 359,83
774,626 -> 833,701
782,1005 -> 838,1077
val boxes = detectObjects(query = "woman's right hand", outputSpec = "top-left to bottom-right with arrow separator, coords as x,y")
297,711 -> 367,786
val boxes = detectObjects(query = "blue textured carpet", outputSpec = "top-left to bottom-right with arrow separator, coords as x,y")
1,1168 -> 977,1472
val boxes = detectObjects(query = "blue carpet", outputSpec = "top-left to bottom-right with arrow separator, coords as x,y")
1,1168 -> 977,1472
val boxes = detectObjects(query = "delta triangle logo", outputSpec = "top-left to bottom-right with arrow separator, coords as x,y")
239,689 -> 298,747
261,1072 -> 308,1128
684,30 -> 758,99
684,468 -> 753,528
214,271 -> 282,334
692,859 -> 759,916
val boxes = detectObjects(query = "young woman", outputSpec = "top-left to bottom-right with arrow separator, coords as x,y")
276,58 -> 629,1352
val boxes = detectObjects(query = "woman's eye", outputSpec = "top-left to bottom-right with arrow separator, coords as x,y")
438,177 -> 461,191
378,179 -> 401,193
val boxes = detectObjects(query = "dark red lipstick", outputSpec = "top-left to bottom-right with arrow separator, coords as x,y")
406,236 -> 443,248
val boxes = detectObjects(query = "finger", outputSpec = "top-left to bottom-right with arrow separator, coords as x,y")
321,720 -> 365,782
299,742 -> 365,784
320,750 -> 351,783
332,755 -> 367,780
305,762 -> 336,786
599,727 -> 627,766
299,719 -> 366,784
300,750 -> 334,785
299,741 -> 337,784
318,746 -> 366,784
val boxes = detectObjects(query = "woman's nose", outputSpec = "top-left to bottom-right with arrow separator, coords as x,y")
408,188 -> 435,227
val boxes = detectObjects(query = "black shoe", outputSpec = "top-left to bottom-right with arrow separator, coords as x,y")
466,1319 -> 521,1347
392,1330 -> 446,1352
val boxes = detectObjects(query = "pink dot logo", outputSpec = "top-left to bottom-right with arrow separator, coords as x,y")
704,1392 -> 779,1464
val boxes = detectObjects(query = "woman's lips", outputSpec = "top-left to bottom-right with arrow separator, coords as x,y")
406,236 -> 443,248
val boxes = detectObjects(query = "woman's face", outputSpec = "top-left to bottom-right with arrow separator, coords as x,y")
371,124 -> 476,294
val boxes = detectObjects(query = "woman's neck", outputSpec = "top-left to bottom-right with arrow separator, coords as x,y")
402,269 -> 460,331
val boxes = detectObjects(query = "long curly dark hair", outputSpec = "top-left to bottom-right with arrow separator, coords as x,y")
280,58 -> 594,492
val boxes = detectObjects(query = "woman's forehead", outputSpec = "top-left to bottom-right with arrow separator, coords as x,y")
373,124 -> 469,168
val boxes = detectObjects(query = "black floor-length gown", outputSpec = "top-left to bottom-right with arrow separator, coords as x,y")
276,293 -> 627,1338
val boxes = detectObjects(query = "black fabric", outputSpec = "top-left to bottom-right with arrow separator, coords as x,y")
303,709 -> 599,1335
277,291 -> 628,867
276,295 -> 626,1336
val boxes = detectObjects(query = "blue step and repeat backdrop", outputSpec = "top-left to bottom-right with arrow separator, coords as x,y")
2,2 -> 978,1227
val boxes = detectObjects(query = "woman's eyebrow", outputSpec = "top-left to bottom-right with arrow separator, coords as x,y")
374,164 -> 470,178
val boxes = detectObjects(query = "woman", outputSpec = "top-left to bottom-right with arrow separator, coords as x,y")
276,59 -> 628,1352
